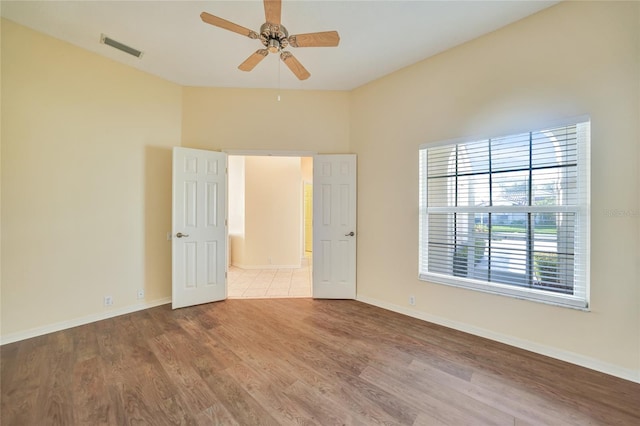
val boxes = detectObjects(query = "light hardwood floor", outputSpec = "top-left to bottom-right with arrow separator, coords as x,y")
1,299 -> 639,425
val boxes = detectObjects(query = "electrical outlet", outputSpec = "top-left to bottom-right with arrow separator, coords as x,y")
104,296 -> 113,306
409,295 -> 416,306
137,289 -> 145,300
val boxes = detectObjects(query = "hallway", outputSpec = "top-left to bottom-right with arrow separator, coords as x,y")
228,256 -> 312,298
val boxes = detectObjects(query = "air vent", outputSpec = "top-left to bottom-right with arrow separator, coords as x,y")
100,34 -> 143,58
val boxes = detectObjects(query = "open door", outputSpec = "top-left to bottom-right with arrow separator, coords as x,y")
172,147 -> 227,309
312,154 -> 357,299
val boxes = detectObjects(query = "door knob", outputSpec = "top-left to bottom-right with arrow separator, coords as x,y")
345,231 -> 355,237
176,232 -> 190,238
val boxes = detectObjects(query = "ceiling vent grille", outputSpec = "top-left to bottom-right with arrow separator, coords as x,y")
100,34 -> 143,58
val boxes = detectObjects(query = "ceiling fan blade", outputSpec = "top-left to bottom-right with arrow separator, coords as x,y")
238,49 -> 269,72
289,31 -> 340,48
200,12 -> 258,39
280,51 -> 310,80
264,0 -> 282,25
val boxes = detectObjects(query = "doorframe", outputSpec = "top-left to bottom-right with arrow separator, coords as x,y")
224,150 -> 317,157
303,180 -> 313,256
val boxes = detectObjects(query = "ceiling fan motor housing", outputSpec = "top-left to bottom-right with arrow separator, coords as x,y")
260,23 -> 289,52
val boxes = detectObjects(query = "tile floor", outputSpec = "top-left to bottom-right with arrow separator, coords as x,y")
228,256 -> 312,299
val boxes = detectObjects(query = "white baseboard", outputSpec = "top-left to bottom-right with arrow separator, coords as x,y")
0,297 -> 172,345
356,295 -> 640,384
231,263 -> 301,270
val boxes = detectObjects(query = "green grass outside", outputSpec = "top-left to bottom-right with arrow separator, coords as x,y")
491,225 -> 557,235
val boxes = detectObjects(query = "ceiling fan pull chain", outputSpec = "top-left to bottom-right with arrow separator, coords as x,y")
277,57 -> 281,101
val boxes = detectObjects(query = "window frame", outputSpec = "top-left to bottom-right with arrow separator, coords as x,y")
418,117 -> 590,309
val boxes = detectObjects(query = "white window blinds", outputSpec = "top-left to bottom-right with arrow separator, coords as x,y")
419,119 -> 590,308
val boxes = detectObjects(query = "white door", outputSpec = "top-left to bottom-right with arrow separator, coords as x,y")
312,154 -> 357,299
172,147 -> 227,309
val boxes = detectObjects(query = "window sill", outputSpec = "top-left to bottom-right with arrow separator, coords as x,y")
419,272 -> 589,311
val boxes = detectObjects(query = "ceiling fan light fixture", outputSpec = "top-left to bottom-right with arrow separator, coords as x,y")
267,39 -> 280,53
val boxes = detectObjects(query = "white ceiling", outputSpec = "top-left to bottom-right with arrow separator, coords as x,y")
1,1 -> 558,91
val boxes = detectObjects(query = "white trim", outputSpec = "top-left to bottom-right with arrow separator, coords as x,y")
356,295 -> 640,384
224,149 -> 317,157
0,298 -> 171,345
420,272 -> 589,310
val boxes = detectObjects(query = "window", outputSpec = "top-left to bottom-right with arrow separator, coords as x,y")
419,119 -> 590,308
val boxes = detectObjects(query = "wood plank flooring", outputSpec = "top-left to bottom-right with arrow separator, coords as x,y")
2,299 -> 639,425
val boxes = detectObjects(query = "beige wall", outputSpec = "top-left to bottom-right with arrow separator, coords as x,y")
228,155 -> 246,236
229,156 -> 303,268
351,1 -> 640,379
181,87 -> 350,153
228,155 -> 246,266
242,156 -> 302,268
301,157 -> 313,182
1,20 -> 182,337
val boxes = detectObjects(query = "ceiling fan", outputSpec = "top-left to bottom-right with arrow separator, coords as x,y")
200,0 -> 340,80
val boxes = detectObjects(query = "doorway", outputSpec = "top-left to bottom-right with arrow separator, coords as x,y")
172,149 -> 357,307
227,155 -> 313,299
